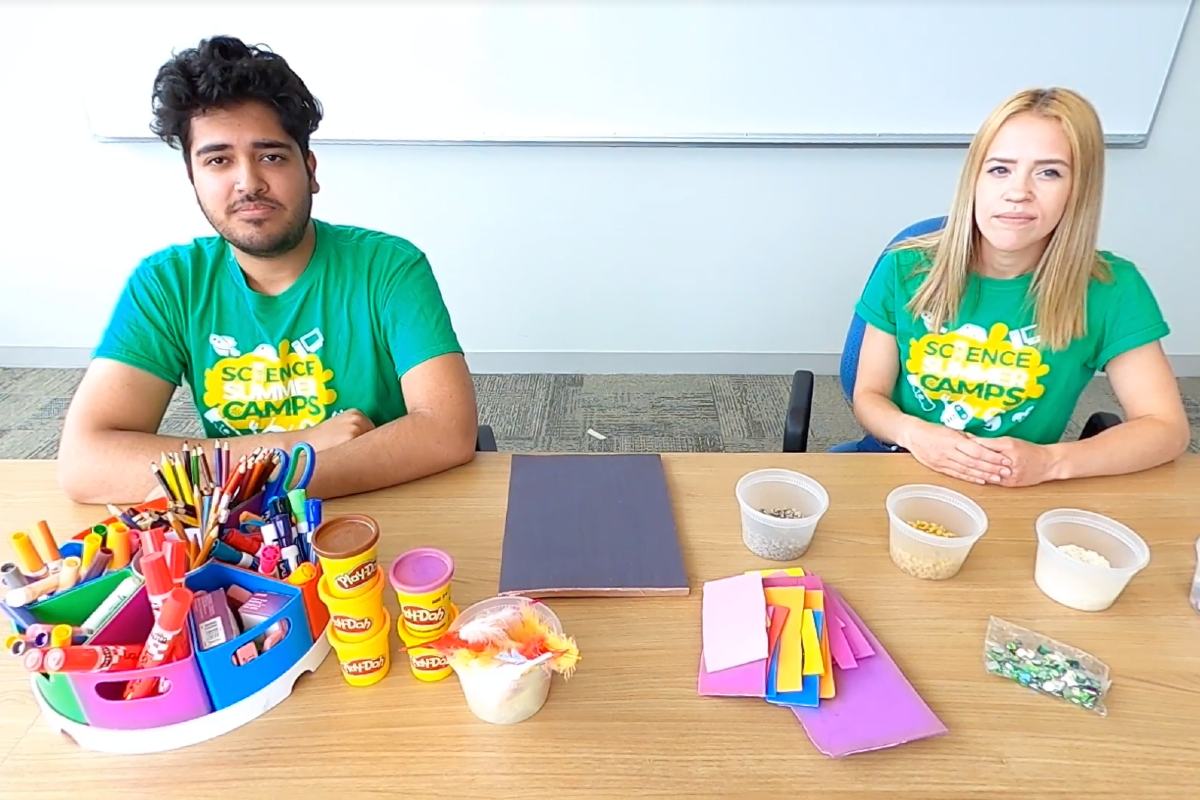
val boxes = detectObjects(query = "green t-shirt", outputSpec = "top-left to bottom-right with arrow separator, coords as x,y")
96,219 -> 462,438
855,248 -> 1168,444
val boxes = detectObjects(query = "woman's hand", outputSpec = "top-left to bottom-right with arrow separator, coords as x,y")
966,435 -> 1064,487
899,420 -> 1013,485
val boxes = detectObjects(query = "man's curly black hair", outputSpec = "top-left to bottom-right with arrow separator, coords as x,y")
151,36 -> 323,165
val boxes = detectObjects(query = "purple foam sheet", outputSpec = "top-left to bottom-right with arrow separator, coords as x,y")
792,588 -> 947,757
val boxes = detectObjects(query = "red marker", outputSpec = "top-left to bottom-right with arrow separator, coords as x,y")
44,644 -> 144,673
221,530 -> 261,556
163,540 -> 189,587
124,587 -> 193,700
258,545 -> 281,578
139,528 -> 166,556
141,552 -> 174,617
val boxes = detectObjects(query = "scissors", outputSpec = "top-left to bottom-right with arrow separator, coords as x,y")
264,442 -> 316,502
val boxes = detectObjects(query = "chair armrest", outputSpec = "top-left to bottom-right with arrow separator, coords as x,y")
783,370 -> 815,453
1079,411 -> 1121,441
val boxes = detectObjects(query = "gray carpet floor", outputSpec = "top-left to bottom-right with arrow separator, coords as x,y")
0,368 -> 1196,458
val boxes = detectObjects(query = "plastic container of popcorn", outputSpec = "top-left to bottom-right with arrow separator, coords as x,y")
448,596 -> 562,725
1034,509 -> 1149,612
885,484 -> 988,580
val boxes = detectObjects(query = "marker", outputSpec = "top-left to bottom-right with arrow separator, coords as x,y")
288,488 -> 309,560
163,540 -> 189,587
56,556 -> 81,593
45,644 -> 144,673
49,625 -> 74,649
81,573 -> 143,633
4,573 -> 60,607
285,562 -> 316,586
124,587 -> 193,699
140,528 -> 166,556
258,545 -> 281,578
22,647 -> 47,672
276,531 -> 299,580
141,552 -> 174,617
260,518 -> 280,549
109,524 -> 132,570
32,521 -> 62,572
24,623 -> 86,647
269,498 -> 298,578
212,539 -> 259,571
220,529 -> 261,557
305,499 -> 323,563
80,532 -> 102,571
11,532 -> 46,579
80,548 -> 112,583
6,633 -> 26,655
1,562 -> 28,591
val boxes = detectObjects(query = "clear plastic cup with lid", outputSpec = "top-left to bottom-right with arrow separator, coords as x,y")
885,484 -> 988,580
448,596 -> 563,725
734,469 -> 829,561
1034,508 -> 1149,612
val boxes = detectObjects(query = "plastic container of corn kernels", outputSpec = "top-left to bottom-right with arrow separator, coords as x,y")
885,484 -> 988,580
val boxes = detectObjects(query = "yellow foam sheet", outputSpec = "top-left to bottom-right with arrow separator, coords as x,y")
795,588 -> 836,697
763,586 -> 805,692
801,590 -> 826,676
800,609 -> 823,676
747,567 -> 806,577
819,614 -> 836,699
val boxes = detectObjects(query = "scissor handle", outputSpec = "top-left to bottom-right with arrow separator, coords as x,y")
282,443 -> 316,492
263,448 -> 292,500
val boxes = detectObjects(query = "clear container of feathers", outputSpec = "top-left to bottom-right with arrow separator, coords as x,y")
428,595 -> 580,724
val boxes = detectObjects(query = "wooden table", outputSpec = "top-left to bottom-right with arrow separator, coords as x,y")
1,455 -> 1198,798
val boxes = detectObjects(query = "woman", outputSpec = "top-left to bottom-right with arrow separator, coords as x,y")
851,88 -> 1189,486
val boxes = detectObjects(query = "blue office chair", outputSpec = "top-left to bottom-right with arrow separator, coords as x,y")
782,217 -> 1120,452
476,424 -> 497,452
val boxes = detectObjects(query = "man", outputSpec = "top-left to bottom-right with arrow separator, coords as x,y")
58,36 -> 478,503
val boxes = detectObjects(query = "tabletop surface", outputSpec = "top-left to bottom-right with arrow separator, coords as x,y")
1,454 -> 1198,799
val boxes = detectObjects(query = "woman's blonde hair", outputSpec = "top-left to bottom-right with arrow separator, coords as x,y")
901,87 -> 1110,351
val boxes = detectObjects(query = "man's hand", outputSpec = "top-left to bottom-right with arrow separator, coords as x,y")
300,409 -> 376,451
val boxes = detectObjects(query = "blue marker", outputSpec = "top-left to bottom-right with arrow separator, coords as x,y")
268,498 -> 299,579
212,539 -> 260,571
305,499 -> 323,564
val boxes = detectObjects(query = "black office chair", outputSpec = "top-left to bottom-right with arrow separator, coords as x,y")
476,424 -> 497,452
783,217 -> 1121,452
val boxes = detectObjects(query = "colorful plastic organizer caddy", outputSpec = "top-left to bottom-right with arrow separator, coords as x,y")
13,503 -> 332,754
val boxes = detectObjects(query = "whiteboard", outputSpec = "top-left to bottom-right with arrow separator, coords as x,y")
78,0 -> 1193,146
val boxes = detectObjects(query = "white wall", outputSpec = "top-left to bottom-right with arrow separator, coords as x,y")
1,5 -> 1197,374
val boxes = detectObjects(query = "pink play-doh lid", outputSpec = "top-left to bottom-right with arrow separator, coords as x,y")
389,548 -> 454,594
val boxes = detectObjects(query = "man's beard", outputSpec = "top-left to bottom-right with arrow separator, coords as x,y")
203,192 -> 312,258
